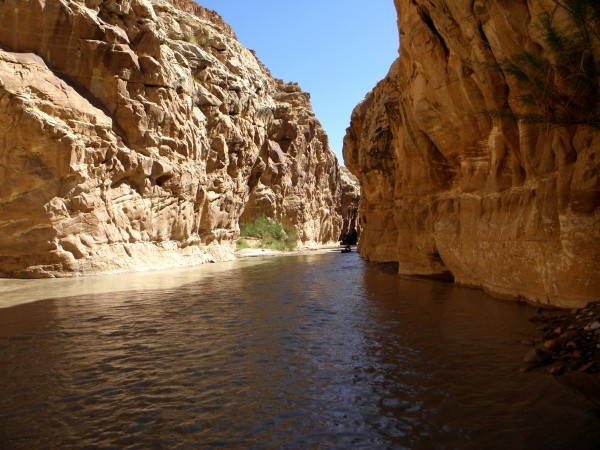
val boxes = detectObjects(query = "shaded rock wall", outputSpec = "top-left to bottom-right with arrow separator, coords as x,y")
344,0 -> 600,307
338,167 -> 360,245
0,0 -> 341,277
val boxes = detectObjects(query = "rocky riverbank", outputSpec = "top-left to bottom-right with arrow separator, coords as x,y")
524,301 -> 600,409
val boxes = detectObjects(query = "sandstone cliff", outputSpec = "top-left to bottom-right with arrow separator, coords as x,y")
344,0 -> 600,307
338,167 -> 360,245
0,0 -> 341,277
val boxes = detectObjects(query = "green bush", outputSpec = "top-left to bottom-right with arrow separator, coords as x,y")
235,239 -> 251,250
238,216 -> 298,251
490,0 -> 600,128
184,34 -> 208,47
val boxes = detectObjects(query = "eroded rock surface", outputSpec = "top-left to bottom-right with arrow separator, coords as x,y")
338,167 -> 360,245
344,0 -> 600,307
0,0 -> 341,277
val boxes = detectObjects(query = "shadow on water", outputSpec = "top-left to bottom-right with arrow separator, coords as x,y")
0,252 -> 599,448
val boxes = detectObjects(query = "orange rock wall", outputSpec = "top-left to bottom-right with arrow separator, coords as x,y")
0,0 -> 341,277
344,0 -> 600,307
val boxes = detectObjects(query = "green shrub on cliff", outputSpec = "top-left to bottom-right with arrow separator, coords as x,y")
493,0 -> 600,128
184,33 -> 208,47
238,216 -> 298,251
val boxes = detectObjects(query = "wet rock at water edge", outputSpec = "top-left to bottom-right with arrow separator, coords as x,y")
523,347 -> 552,368
585,321 -> 600,332
526,301 -> 600,407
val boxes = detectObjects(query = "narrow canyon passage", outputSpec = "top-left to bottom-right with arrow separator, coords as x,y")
1,253 -> 598,448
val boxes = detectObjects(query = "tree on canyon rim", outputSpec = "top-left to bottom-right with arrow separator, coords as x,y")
493,0 -> 600,128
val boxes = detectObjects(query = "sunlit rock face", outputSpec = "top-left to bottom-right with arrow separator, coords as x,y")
344,0 -> 600,307
0,0 -> 341,277
239,80 -> 342,247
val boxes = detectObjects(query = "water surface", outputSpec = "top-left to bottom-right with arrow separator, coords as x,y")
1,252 -> 598,449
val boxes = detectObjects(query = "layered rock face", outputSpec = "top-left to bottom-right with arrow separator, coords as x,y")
0,0 -> 341,277
344,0 -> 600,307
239,80 -> 341,246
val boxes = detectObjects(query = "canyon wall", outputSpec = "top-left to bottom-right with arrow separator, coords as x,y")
0,0 -> 341,277
338,167 -> 360,245
344,0 -> 600,307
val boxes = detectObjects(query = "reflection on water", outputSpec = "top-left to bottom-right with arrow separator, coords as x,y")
0,259 -> 266,308
0,253 -> 599,449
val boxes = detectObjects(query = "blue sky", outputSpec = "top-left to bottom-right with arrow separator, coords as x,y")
195,1 -> 399,165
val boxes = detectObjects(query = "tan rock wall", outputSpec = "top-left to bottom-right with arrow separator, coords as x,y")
0,0 -> 341,277
344,0 -> 600,307
241,80 -> 342,247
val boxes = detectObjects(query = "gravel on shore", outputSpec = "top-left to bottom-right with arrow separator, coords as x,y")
524,301 -> 600,409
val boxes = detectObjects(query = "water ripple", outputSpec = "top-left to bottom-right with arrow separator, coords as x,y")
0,253 -> 599,448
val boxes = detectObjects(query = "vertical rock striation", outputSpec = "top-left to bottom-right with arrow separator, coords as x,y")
0,0 -> 341,277
344,0 -> 600,307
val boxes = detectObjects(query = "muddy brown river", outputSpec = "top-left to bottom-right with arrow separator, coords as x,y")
1,252 -> 599,448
